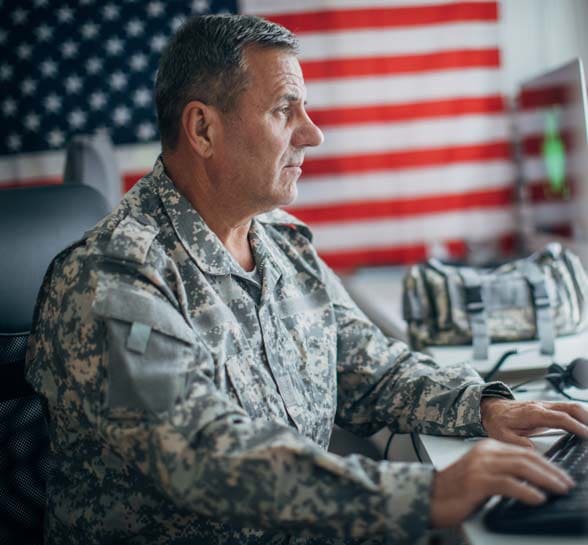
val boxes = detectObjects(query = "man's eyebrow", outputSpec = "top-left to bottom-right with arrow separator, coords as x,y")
278,92 -> 303,103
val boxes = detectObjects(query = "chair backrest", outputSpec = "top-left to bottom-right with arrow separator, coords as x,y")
63,131 -> 122,211
0,184 -> 109,544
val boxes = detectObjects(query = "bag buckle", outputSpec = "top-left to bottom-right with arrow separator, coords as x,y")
464,285 -> 484,313
532,282 -> 550,309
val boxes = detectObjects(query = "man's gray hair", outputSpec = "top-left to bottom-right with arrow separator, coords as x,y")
155,14 -> 299,151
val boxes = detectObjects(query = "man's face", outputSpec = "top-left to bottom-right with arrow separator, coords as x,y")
213,47 -> 324,214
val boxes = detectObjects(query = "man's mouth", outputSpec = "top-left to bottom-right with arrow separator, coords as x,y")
284,157 -> 304,168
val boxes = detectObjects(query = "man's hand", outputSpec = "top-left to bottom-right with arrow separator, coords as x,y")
430,439 -> 575,528
480,398 -> 588,448
430,398 -> 588,528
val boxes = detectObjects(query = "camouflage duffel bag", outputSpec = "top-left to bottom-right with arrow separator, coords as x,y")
402,243 -> 588,359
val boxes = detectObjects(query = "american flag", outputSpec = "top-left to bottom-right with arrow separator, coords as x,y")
0,0 -> 516,270
0,0 -> 236,189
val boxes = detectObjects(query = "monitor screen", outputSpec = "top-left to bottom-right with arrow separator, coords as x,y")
515,58 -> 588,267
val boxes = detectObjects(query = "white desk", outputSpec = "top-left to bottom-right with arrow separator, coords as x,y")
344,267 -> 588,544
416,434 -> 577,545
426,333 -> 588,377
417,385 -> 588,545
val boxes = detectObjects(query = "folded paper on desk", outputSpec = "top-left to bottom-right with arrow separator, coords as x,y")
402,243 -> 588,360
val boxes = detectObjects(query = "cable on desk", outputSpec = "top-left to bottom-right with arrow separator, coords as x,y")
410,432 -> 423,463
483,346 -> 542,382
510,374 -> 588,402
384,432 -> 425,463
383,432 -> 395,460
483,349 -> 518,381
510,377 -> 542,392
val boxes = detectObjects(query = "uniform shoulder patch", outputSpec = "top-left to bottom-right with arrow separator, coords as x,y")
105,215 -> 159,265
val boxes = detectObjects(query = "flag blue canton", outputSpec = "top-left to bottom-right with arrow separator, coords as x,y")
0,0 -> 238,156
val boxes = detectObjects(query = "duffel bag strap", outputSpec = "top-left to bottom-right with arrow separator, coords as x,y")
460,268 -> 489,360
402,267 -> 424,322
518,261 -> 555,355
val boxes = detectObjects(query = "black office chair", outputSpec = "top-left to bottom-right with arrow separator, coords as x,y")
0,185 -> 109,545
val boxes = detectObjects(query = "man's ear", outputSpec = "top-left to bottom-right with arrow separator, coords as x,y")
181,101 -> 218,158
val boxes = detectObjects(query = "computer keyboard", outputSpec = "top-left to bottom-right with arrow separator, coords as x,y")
484,433 -> 588,535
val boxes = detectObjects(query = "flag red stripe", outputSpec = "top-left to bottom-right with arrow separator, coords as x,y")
301,48 -> 500,80
0,176 -> 61,189
518,85 -> 570,110
263,2 -> 498,33
308,95 -> 505,127
321,240 -> 467,269
123,171 -> 147,192
536,225 -> 573,237
303,140 -> 511,176
521,132 -> 573,157
526,180 -> 574,202
320,232 -> 515,270
288,187 -> 513,224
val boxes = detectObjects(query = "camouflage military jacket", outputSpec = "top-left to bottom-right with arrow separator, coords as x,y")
26,158 -> 511,545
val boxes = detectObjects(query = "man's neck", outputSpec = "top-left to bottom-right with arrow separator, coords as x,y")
162,154 -> 256,271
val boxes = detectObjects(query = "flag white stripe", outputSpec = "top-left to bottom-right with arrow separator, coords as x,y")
243,0 -> 493,16
0,142 -> 160,183
306,68 -> 504,108
521,154 -> 588,182
311,208 -> 515,250
298,23 -> 498,60
531,202 -> 575,226
308,114 -> 509,158
515,107 -> 586,137
293,160 -> 514,206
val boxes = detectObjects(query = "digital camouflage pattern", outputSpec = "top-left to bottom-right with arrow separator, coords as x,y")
403,248 -> 588,351
26,158 -> 512,545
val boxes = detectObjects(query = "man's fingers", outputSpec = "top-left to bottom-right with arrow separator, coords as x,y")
545,402 -> 588,426
431,437 -> 574,529
492,453 -> 574,494
500,430 -> 534,449
529,408 -> 588,437
492,476 -> 546,505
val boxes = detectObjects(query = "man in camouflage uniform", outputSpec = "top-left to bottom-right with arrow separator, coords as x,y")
26,14 -> 588,545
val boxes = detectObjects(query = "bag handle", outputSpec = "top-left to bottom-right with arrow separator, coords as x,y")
517,261 -> 555,355
459,268 -> 489,360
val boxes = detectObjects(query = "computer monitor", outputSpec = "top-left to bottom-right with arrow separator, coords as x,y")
515,58 -> 588,268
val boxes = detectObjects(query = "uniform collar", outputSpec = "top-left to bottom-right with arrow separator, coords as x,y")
153,158 -> 241,276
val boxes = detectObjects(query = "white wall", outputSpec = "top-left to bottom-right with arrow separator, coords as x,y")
498,0 -> 588,98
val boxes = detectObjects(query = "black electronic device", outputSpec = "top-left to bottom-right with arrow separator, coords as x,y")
546,357 -> 588,392
484,432 -> 588,535
526,357 -> 588,402
486,352 -> 588,401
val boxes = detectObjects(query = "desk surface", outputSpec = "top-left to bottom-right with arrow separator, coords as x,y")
418,433 -> 585,545
427,331 -> 588,376
417,387 -> 588,545
345,267 -> 588,544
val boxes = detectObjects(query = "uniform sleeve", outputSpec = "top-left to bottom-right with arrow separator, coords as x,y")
319,263 -> 513,438
43,258 -> 436,544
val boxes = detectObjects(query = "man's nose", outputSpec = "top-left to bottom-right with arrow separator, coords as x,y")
294,113 -> 324,148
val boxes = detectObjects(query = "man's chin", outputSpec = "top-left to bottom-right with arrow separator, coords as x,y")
255,190 -> 298,217
280,185 -> 298,207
